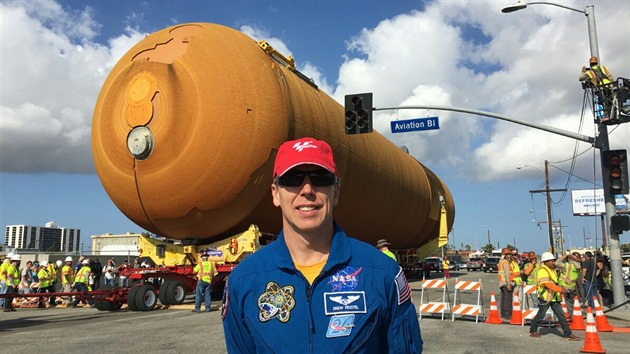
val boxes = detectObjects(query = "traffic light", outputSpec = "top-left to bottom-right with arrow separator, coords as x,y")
344,93 -> 373,135
603,149 -> 628,195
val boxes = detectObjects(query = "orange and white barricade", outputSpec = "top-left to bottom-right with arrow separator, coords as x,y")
418,278 -> 451,321
520,284 -> 554,327
451,279 -> 484,323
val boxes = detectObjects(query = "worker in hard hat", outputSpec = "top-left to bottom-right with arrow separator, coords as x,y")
529,252 -> 579,341
71,259 -> 94,308
579,56 -> 614,124
192,251 -> 217,313
522,252 -> 540,307
37,260 -> 54,308
555,252 -> 581,321
2,254 -> 21,312
510,249 -> 523,288
60,256 -> 74,306
497,248 -> 515,320
579,56 -> 613,87
0,252 -> 15,309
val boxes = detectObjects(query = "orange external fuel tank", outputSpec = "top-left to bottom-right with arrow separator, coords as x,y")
91,23 -> 454,249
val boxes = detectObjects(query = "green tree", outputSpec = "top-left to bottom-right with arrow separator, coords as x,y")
482,243 -> 495,255
621,243 -> 630,253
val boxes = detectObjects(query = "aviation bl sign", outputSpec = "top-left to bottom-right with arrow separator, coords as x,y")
391,117 -> 439,133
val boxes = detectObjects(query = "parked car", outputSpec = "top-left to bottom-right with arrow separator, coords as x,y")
449,260 -> 461,271
622,253 -> 630,296
423,257 -> 442,273
466,257 -> 483,271
482,257 -> 501,273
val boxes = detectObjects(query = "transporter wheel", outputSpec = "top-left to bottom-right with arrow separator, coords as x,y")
126,285 -> 140,311
167,281 -> 186,305
135,284 -> 158,311
159,280 -> 173,305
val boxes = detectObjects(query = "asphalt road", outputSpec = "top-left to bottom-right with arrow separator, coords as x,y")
1,269 -> 628,353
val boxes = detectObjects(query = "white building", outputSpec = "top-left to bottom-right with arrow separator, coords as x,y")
91,232 -> 142,257
5,221 -> 80,252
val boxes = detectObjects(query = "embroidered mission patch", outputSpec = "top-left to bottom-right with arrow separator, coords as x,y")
257,281 -> 296,323
326,314 -> 355,338
324,291 -> 367,315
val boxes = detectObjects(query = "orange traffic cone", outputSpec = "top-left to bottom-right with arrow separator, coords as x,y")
486,292 -> 503,324
560,294 -> 570,321
509,291 -> 523,325
592,296 -> 614,332
570,295 -> 586,331
580,307 -> 606,354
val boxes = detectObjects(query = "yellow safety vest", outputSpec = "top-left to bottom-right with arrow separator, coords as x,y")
558,262 -> 579,289
525,262 -> 540,286
511,260 -> 522,286
38,268 -> 51,288
5,263 -> 20,286
194,261 -> 215,283
585,65 -> 612,86
75,266 -> 91,284
0,262 -> 8,282
537,265 -> 561,302
61,265 -> 73,284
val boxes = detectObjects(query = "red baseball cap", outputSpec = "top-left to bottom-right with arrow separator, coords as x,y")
273,137 -> 337,177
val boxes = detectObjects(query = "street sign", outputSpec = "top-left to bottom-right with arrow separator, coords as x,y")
391,117 -> 439,133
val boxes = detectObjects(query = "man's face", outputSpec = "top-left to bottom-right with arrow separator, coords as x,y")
271,165 -> 339,235
545,260 -> 555,268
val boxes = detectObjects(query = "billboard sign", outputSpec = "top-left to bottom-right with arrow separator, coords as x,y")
571,189 -> 605,216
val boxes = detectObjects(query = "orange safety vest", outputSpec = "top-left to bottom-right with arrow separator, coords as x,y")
498,258 -> 514,284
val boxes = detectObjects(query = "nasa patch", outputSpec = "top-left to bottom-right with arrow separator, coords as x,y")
327,266 -> 363,292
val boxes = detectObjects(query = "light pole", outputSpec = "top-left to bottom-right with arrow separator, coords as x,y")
503,0 -> 626,309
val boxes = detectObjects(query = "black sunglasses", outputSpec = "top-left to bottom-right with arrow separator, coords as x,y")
275,170 -> 337,187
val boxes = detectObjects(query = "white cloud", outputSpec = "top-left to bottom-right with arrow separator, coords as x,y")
0,0 -> 146,173
333,0 -> 629,181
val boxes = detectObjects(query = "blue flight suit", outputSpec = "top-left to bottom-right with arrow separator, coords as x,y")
222,222 -> 423,353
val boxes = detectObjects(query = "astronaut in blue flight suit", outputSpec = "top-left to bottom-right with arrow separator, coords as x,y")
222,137 -> 423,353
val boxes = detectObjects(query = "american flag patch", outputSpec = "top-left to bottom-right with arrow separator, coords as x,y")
395,267 -> 411,305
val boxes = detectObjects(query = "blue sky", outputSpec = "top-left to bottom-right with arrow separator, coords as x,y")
1,0 -> 629,254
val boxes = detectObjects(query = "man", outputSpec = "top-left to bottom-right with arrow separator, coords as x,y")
529,252 -> 579,341
222,137 -> 423,353
72,259 -> 94,308
193,251 -> 217,313
92,259 -> 103,290
118,260 -> 131,287
376,239 -> 397,262
0,252 -> 15,309
38,261 -> 56,308
556,252 -> 581,320
579,56 -> 614,123
497,248 -> 514,320
20,260 -> 34,294
442,258 -> 450,278
2,254 -> 20,312
579,56 -> 613,87
523,252 -> 540,307
103,259 -> 116,286
581,251 -> 600,309
510,250 -> 523,288
60,257 -> 74,305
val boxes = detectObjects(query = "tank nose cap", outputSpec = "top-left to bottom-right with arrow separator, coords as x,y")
127,126 -> 154,160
